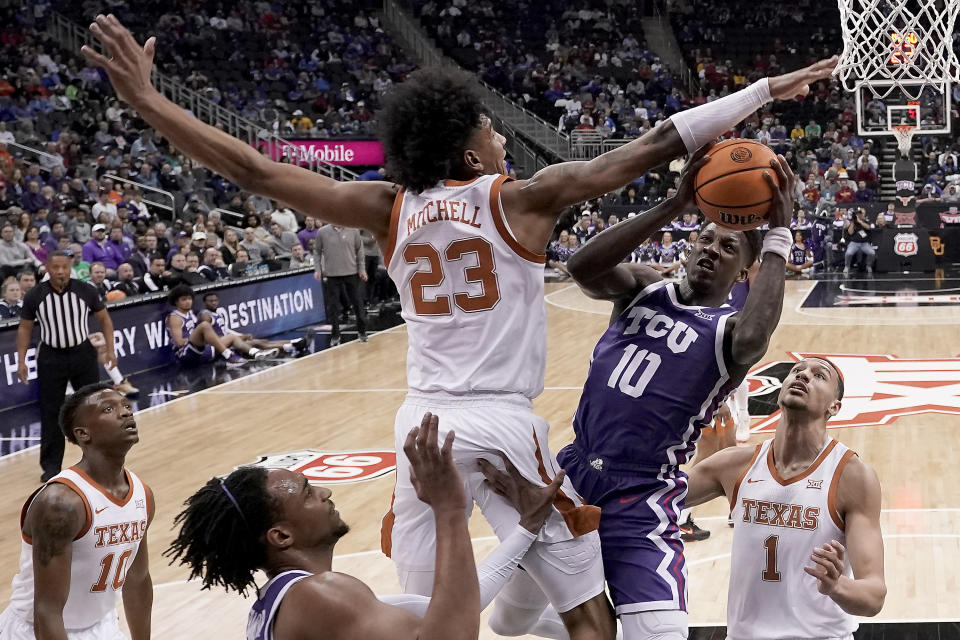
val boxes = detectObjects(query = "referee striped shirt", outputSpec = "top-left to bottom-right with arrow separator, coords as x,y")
20,280 -> 104,348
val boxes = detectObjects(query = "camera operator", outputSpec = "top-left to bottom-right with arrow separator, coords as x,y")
843,207 -> 875,275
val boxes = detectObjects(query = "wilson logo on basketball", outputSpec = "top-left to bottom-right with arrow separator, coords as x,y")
744,353 -> 960,432
245,450 -> 397,485
729,147 -> 753,163
719,211 -> 762,226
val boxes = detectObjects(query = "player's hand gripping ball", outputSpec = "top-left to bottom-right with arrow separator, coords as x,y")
694,139 -> 780,231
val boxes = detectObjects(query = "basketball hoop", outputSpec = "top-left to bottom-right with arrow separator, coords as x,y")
892,124 -> 916,156
835,0 -> 960,99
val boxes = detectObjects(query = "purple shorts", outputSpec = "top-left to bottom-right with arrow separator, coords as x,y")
558,444 -> 688,614
176,343 -> 215,366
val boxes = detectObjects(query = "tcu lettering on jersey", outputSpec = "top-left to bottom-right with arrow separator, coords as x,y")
621,305 -> 700,354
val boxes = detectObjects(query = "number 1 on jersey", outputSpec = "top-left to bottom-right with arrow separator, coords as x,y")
403,237 -> 500,315
762,535 -> 781,582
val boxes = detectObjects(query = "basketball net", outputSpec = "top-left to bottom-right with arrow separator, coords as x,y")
892,124 -> 916,156
835,0 -> 960,99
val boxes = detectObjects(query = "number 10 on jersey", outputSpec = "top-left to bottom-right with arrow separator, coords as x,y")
608,344 -> 662,398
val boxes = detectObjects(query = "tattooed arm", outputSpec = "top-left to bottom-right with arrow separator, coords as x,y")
22,484 -> 86,640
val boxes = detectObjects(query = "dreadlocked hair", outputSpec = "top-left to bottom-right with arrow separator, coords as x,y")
164,466 -> 281,596
378,67 -> 491,193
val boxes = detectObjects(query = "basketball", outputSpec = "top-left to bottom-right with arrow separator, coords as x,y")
694,139 -> 780,231
105,289 -> 127,302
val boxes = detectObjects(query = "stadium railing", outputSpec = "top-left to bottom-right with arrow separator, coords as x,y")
4,140 -> 62,172
382,0 -> 572,164
102,173 -> 176,220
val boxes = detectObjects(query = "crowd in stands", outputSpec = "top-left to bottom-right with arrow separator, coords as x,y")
411,0 -> 677,138
53,0 -> 415,138
0,4 -> 396,322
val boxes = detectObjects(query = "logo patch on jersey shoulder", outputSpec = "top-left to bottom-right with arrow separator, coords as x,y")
245,450 -> 397,485
745,353 -> 960,432
806,479 -> 823,490
694,310 -> 715,321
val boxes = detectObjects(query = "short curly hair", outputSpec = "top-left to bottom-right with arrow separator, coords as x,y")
378,67 -> 491,193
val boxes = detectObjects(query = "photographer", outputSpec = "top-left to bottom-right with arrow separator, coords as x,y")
843,207 -> 875,276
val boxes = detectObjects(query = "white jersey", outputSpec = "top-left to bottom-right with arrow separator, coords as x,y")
5,467 -> 152,631
727,438 -> 858,640
385,174 -> 546,399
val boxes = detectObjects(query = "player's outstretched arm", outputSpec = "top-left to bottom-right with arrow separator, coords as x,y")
728,156 -> 796,368
566,147 -> 711,300
274,414 -> 480,640
81,15 -> 394,239
685,445 -> 758,507
122,488 -> 155,640
805,457 -> 886,616
26,484 -> 86,640
503,57 -> 837,221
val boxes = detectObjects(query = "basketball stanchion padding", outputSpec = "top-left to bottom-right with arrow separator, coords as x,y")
694,139 -> 779,231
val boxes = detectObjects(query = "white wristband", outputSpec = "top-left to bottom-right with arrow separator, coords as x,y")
762,227 -> 792,261
669,78 -> 772,153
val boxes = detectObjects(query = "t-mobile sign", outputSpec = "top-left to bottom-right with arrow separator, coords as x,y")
256,140 -> 384,166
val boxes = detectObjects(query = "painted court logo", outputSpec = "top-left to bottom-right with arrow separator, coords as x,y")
746,353 -> 960,431
246,450 -> 397,485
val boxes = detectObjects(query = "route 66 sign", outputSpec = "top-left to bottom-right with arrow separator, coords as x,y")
245,450 -> 397,485
893,233 -> 918,257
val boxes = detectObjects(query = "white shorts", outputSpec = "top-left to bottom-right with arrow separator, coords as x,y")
0,606 -> 125,640
381,392 -> 605,612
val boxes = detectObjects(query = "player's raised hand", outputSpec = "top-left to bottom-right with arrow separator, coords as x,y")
674,142 -> 715,210
768,56 -> 839,101
81,14 -> 157,108
763,154 -> 797,230
478,456 -> 565,534
804,539 -> 846,595
404,413 -> 466,513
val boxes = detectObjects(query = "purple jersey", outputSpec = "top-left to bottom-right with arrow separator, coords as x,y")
630,243 -> 658,264
570,280 -> 738,468
247,570 -> 312,640
727,280 -> 749,311
790,243 -> 809,266
167,309 -> 197,346
656,242 -> 682,265
203,309 -> 227,337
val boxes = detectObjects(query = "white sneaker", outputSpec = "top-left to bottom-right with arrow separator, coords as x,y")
253,348 -> 279,360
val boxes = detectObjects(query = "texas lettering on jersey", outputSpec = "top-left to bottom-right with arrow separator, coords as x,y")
745,353 -> 960,431
740,499 -> 819,530
94,520 -> 148,548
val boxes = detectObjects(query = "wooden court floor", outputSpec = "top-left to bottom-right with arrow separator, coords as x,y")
0,281 -> 957,637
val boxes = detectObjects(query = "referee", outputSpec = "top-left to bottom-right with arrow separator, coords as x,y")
16,251 -> 116,482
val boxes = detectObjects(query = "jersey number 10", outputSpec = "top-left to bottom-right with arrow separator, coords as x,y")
607,344 -> 663,398
91,550 -> 133,592
404,237 -> 501,315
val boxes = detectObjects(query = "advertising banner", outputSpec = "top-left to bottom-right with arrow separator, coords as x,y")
0,271 -> 324,411
254,139 -> 384,166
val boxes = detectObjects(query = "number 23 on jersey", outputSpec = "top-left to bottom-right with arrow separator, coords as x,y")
403,237 -> 501,315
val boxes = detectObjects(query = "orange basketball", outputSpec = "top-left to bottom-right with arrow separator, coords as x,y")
105,289 -> 127,302
694,139 -> 780,231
